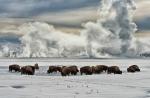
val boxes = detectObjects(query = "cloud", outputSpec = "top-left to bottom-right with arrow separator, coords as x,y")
0,0 -> 100,18
0,0 -> 149,34
0,0 -> 149,19
33,6 -> 98,28
134,0 -> 150,20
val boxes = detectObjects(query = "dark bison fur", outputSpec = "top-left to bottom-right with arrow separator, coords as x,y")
9,64 -> 20,72
93,65 -> 108,74
47,66 -> 62,74
127,65 -> 140,73
107,66 -> 122,74
68,65 -> 79,75
127,67 -> 135,73
80,66 -> 93,75
61,66 -> 71,76
21,66 -> 35,75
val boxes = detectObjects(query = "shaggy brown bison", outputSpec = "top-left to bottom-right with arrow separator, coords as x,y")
21,66 -> 35,75
127,65 -> 140,73
80,66 -> 93,75
107,66 -> 122,74
68,65 -> 79,75
23,64 -> 39,73
9,64 -> 20,72
47,66 -> 61,74
93,65 -> 108,74
61,66 -> 71,76
60,65 -> 79,76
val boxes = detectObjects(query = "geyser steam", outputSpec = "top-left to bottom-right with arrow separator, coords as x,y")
19,22 -> 87,57
0,0 -> 150,58
83,0 -> 139,57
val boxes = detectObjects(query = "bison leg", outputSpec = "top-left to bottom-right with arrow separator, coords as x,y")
136,69 -> 140,72
107,71 -> 111,74
14,69 -> 17,72
80,72 -> 83,75
61,72 -> 66,76
47,70 -> 50,74
9,68 -> 12,72
74,72 -> 77,75
21,72 -> 24,75
104,69 -> 107,72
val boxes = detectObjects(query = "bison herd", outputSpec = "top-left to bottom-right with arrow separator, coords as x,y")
9,64 -> 141,76
9,63 -> 39,75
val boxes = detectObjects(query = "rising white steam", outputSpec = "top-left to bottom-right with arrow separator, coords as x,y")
0,0 -> 150,58
18,22 -> 87,58
83,0 -> 140,57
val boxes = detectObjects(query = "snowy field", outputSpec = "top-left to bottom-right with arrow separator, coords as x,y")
0,59 -> 150,98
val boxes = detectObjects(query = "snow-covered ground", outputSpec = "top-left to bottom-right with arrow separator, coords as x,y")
0,59 -> 150,98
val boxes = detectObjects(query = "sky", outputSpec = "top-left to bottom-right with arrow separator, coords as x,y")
0,0 -> 149,36
0,0 -> 100,18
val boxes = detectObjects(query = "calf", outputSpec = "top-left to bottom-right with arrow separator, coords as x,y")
9,64 -> 20,72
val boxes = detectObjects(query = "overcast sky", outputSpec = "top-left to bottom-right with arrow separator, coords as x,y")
0,0 -> 149,33
0,0 -> 100,18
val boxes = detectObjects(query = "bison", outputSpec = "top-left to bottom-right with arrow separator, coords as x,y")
127,65 -> 140,73
68,65 -> 79,75
47,66 -> 62,74
107,66 -> 122,74
9,64 -> 20,72
100,65 -> 108,72
21,66 -> 35,75
61,66 -> 71,76
93,65 -> 108,74
127,67 -> 135,73
27,64 -> 39,71
80,66 -> 93,75
27,65 -> 35,73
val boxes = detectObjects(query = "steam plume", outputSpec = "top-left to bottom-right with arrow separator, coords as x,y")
0,0 -> 150,58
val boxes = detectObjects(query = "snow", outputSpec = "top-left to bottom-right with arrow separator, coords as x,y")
0,59 -> 150,98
